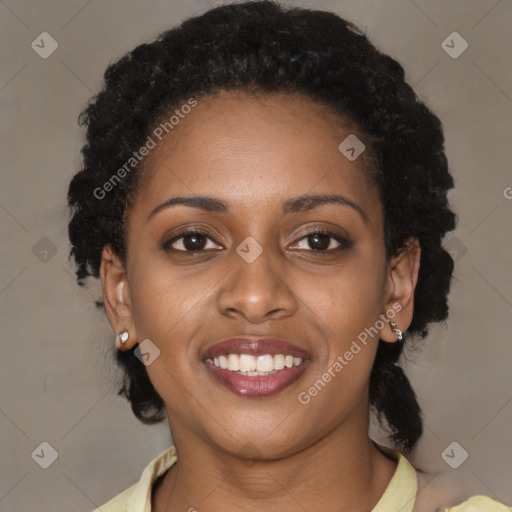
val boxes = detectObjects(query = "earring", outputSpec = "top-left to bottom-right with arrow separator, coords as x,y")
389,321 -> 403,341
118,330 -> 129,344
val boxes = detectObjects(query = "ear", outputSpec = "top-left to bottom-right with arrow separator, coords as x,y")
380,237 -> 421,342
100,245 -> 137,350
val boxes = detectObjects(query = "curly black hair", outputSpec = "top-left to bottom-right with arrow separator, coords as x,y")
67,0 -> 456,452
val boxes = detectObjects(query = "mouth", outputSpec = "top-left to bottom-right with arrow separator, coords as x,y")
201,337 -> 312,397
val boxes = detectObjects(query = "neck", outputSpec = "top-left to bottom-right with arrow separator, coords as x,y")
153,415 -> 398,512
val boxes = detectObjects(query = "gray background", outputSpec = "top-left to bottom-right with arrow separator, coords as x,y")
1,0 -> 511,510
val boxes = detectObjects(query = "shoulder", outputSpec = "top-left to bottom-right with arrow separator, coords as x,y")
410,459 -> 511,512
439,495 -> 512,511
89,445 -> 178,512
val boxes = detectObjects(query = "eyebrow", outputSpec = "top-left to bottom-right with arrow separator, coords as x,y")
147,193 -> 367,223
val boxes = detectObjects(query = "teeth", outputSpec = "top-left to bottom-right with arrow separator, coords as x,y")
237,370 -> 278,376
256,354 -> 273,372
228,354 -> 240,371
206,354 -> 304,373
274,354 -> 285,370
239,354 -> 257,372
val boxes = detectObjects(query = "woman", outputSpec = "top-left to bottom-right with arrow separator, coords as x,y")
67,1 -> 511,510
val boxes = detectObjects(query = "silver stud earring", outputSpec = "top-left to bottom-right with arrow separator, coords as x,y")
389,321 -> 403,341
118,330 -> 129,344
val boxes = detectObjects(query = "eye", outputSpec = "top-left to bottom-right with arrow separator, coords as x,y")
163,229 -> 223,252
289,229 -> 353,253
162,227 -> 352,254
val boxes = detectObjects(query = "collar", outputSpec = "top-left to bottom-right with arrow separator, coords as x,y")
372,451 -> 417,512
126,446 -> 177,512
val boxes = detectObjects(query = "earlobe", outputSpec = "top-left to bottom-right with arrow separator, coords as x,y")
99,245 -> 137,349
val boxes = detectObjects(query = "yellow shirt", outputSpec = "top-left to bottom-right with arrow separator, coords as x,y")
92,446 -> 511,512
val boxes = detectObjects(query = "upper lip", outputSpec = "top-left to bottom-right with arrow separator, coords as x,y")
202,336 -> 312,360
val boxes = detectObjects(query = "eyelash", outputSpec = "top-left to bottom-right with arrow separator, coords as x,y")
162,227 -> 353,254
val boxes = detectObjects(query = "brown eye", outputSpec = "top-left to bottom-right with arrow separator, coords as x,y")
163,229 -> 223,252
290,229 -> 353,253
306,232 -> 332,251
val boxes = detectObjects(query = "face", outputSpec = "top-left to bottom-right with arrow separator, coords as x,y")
101,91 -> 419,459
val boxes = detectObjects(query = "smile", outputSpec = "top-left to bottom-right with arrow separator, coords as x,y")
204,354 -> 309,397
205,353 -> 304,373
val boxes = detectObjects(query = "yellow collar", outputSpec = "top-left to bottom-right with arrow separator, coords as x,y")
372,451 -> 417,512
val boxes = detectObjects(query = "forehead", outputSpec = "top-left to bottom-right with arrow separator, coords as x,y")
130,91 -> 382,226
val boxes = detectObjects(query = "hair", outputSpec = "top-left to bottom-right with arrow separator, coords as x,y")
67,0 -> 456,452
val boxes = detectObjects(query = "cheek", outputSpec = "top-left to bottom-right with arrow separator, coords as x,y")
127,260 -> 216,353
304,252 -> 386,390
126,265 -> 213,405
295,273 -> 383,421
317,261 -> 387,337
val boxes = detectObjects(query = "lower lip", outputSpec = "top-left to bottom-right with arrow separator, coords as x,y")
204,360 -> 310,397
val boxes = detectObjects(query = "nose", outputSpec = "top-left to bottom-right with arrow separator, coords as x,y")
217,243 -> 299,323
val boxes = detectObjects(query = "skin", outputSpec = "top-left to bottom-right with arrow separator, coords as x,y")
100,90 -> 424,511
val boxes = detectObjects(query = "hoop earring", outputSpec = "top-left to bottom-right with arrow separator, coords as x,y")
118,330 -> 129,344
389,321 -> 403,341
